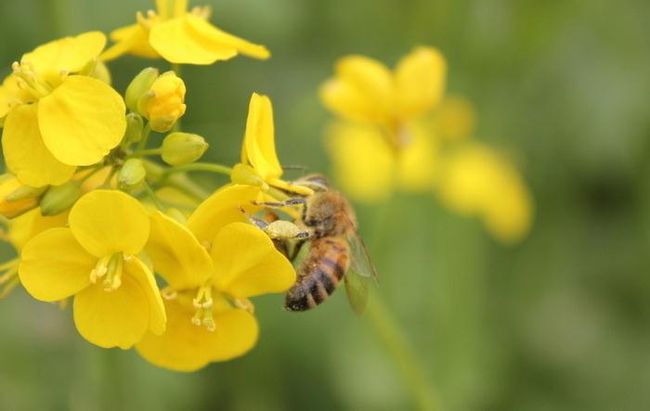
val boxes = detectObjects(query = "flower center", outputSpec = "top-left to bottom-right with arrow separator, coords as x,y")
191,285 -> 216,331
90,252 -> 124,292
11,61 -> 57,101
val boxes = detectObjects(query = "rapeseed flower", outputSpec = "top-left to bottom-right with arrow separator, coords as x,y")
232,93 -> 313,196
321,48 -> 533,243
0,32 -> 126,187
102,0 -> 270,65
18,190 -> 166,349
136,184 -> 295,371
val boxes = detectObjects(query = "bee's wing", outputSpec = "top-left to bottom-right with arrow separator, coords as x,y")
344,266 -> 369,315
347,230 -> 378,280
344,230 -> 378,315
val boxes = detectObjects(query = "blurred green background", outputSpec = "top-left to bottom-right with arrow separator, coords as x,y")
1,0 -> 650,410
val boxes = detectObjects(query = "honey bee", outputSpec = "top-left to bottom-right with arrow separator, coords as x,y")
251,174 -> 377,313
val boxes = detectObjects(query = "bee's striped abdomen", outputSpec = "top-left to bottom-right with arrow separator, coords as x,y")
285,237 -> 349,311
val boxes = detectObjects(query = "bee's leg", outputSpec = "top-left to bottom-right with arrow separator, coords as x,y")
240,207 -> 312,241
253,197 -> 306,208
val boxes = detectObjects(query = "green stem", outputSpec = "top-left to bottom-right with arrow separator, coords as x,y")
143,182 -> 164,210
365,295 -> 441,411
364,195 -> 442,411
130,148 -> 163,158
101,167 -> 117,188
163,162 -> 232,177
136,123 -> 152,151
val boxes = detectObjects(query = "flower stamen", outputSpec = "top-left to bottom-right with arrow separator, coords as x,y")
191,285 -> 216,331
11,61 -> 52,99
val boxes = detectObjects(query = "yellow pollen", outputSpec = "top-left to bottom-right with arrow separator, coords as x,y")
11,61 -> 53,99
90,253 -> 125,291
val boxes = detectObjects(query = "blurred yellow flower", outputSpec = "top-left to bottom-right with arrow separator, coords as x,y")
320,47 -> 447,200
321,47 -> 533,243
137,185 -> 295,371
320,46 -> 446,132
436,143 -> 533,243
325,122 -> 437,202
18,190 -> 166,349
102,0 -> 270,65
0,32 -> 126,187
233,93 -> 313,196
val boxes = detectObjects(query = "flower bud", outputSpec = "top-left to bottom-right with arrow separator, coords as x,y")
161,132 -> 208,166
0,175 -> 43,218
40,182 -> 81,216
137,71 -> 186,133
230,163 -> 268,189
118,159 -> 146,189
124,113 -> 144,144
125,67 -> 159,113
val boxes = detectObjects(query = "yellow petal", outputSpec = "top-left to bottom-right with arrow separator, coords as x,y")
186,184 -> 262,244
125,256 -> 167,335
73,267 -> 150,349
242,93 -> 282,180
146,210 -> 213,290
2,104 -> 75,187
102,24 -> 159,61
8,208 -> 68,250
483,177 -> 533,244
185,15 -> 270,60
69,190 -> 150,257
395,46 -> 446,119
436,143 -> 533,243
325,123 -> 396,202
38,76 -> 126,166
22,32 -> 106,84
149,16 -> 238,65
211,222 -> 295,297
320,56 -> 393,123
19,227 -> 93,302
0,75 -> 32,118
433,96 -> 475,142
396,124 -> 438,192
136,297 -> 258,372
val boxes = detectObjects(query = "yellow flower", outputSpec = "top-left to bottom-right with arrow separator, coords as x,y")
232,93 -> 313,196
325,122 -> 438,202
320,46 -> 446,130
18,190 -> 166,349
0,32 -> 126,187
320,47 -> 447,201
136,184 -> 295,371
436,143 -> 533,243
137,71 -> 187,132
101,0 -> 270,65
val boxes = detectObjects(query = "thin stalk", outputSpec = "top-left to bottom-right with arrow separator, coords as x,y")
364,195 -> 442,411
163,162 -> 232,177
143,182 -> 164,210
130,148 -> 163,158
136,123 -> 153,152
365,295 -> 441,411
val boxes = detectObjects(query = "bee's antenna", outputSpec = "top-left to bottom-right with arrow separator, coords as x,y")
282,165 -> 309,173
